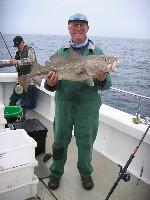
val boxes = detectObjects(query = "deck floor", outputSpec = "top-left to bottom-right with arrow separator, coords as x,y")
26,111 -> 150,200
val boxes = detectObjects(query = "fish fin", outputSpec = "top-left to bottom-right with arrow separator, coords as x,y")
45,60 -> 56,71
45,51 -> 80,68
31,61 -> 44,74
49,51 -> 80,64
49,53 -> 66,65
68,51 -> 80,60
32,76 -> 43,86
85,78 -> 94,87
18,75 -> 29,92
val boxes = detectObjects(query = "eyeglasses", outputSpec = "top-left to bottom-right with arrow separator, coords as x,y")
68,23 -> 87,29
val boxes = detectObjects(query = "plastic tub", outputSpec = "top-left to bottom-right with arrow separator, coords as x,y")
0,160 -> 38,191
4,106 -> 23,123
0,129 -> 37,171
0,117 -> 7,129
0,175 -> 39,200
0,103 -> 5,118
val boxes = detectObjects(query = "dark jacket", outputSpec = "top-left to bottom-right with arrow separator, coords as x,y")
15,45 -> 36,77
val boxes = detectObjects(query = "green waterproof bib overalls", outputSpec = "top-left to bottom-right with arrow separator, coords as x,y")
45,44 -> 112,177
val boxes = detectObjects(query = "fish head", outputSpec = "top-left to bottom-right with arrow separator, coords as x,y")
85,55 -> 119,75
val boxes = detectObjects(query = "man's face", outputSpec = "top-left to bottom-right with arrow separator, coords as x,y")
68,21 -> 89,44
17,41 -> 24,50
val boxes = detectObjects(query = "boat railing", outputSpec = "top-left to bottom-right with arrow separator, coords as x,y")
110,87 -> 150,124
111,87 -> 150,100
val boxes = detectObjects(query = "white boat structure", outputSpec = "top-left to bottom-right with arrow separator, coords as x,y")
0,72 -> 150,200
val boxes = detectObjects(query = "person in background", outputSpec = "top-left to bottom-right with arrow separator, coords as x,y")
9,36 -> 37,113
44,13 -> 112,190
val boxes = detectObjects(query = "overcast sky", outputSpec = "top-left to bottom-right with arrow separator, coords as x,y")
0,0 -> 149,39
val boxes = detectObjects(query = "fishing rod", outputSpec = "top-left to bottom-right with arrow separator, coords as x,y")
0,32 -> 18,70
0,32 -> 13,59
104,124 -> 150,200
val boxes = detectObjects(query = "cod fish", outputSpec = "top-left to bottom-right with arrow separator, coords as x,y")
18,51 -> 118,91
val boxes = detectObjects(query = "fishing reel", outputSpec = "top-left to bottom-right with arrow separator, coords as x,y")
118,164 -> 130,182
15,84 -> 23,94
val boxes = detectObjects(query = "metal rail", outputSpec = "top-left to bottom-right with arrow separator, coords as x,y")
110,87 -> 150,100
109,87 -> 150,124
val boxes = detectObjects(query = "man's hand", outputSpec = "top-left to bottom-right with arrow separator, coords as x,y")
47,71 -> 58,87
93,71 -> 106,81
11,59 -> 18,65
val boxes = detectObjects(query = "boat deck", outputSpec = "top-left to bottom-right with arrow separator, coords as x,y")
26,111 -> 150,200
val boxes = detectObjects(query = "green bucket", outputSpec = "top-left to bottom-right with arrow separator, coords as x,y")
4,106 -> 23,119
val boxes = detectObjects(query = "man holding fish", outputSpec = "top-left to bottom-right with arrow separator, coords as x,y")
44,13 -> 117,190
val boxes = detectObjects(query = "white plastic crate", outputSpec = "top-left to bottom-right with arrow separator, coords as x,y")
0,128 -> 10,133
0,117 -> 7,129
0,129 -> 37,171
0,103 -> 4,118
0,175 -> 39,200
0,160 -> 38,191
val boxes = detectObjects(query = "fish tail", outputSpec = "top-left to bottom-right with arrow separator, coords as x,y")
18,75 -> 29,92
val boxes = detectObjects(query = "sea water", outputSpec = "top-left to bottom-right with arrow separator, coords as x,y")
0,34 -> 150,117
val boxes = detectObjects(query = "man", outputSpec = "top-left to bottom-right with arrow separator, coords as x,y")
9,36 -> 37,110
44,13 -> 112,190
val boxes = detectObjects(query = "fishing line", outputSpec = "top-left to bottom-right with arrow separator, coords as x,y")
41,179 -> 58,200
0,32 -> 18,71
0,32 -> 13,59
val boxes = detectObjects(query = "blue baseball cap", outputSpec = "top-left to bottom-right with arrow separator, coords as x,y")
68,13 -> 88,24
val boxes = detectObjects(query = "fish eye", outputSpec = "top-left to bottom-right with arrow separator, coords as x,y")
103,57 -> 107,61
